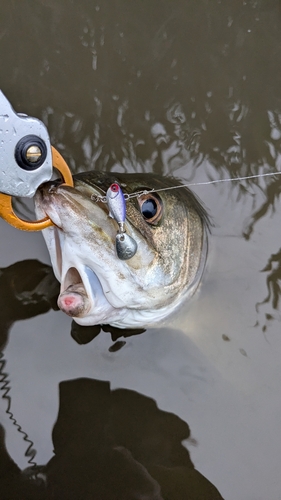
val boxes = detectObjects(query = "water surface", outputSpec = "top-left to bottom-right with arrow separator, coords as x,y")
1,2 -> 281,499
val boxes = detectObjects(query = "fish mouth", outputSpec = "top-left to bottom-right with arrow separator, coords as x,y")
57,265 -> 92,318
47,224 -> 128,326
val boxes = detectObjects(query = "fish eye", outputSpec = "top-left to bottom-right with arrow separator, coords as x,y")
137,193 -> 163,224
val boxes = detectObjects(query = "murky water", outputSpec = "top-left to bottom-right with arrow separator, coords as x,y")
1,1 -> 281,498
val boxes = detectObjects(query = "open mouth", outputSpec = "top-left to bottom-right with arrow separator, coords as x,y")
58,266 -> 91,317
53,226 -> 94,318
51,226 -> 127,326
48,221 -> 90,317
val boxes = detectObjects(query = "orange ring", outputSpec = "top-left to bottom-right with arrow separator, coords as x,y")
0,146 -> 74,231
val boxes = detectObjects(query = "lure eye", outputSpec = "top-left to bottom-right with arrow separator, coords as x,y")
138,193 -> 163,224
110,183 -> 119,192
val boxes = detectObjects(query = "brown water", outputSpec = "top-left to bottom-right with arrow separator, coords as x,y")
1,1 -> 281,498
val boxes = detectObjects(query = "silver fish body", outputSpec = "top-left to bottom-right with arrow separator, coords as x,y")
35,172 -> 209,329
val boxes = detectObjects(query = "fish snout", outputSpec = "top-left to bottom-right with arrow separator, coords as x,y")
35,181 -> 67,227
36,179 -> 63,201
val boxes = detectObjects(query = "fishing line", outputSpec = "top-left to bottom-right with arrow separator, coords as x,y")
91,170 -> 281,202
126,170 -> 281,199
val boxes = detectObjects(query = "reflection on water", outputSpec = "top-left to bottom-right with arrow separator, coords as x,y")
0,260 -> 59,350
71,321 -> 146,346
0,261 -> 223,498
1,1 -> 281,499
1,378 -> 223,499
2,0 -> 281,182
0,259 -> 226,498
0,260 -> 60,480
255,248 -> 281,332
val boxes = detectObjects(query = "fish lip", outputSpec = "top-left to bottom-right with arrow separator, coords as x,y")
60,263 -> 125,323
53,227 -> 93,313
60,266 -> 93,318
35,187 -> 62,228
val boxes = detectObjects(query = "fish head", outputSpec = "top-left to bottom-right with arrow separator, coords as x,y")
35,172 -> 209,328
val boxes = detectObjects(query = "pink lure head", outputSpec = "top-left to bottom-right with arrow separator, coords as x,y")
110,183 -> 120,193
107,183 -> 121,200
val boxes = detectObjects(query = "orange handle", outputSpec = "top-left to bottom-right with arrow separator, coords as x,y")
0,146 -> 74,231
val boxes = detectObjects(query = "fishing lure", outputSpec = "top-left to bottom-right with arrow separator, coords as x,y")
106,183 -> 138,260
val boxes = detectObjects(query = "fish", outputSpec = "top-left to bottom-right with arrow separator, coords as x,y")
34,171 -> 209,329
